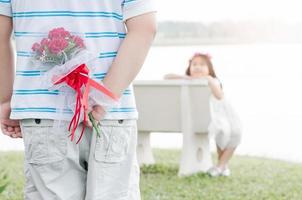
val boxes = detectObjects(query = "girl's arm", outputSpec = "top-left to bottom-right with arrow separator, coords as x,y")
206,76 -> 224,100
164,73 -> 190,80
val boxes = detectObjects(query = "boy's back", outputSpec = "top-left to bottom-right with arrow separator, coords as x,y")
4,0 -> 155,121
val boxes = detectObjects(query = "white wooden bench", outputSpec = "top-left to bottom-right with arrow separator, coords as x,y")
133,79 -> 213,176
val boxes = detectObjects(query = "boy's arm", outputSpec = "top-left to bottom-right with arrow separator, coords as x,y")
101,12 -> 157,98
0,15 -> 14,104
0,15 -> 21,138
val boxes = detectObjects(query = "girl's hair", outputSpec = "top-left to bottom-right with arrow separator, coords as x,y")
185,52 -> 223,89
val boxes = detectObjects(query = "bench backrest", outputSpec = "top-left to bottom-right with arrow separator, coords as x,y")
133,80 -> 211,134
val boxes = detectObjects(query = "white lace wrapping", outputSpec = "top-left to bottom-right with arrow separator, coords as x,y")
35,49 -> 121,131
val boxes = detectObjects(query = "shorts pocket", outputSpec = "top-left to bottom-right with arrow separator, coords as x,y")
21,119 -> 67,164
94,120 -> 134,164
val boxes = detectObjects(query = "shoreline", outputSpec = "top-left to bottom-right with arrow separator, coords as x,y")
152,38 -> 302,46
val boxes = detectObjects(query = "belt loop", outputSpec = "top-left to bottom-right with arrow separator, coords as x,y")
35,119 -> 41,124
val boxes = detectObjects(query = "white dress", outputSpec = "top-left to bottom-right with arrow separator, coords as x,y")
207,79 -> 243,150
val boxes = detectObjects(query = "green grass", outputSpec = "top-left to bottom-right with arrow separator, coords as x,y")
0,151 -> 24,200
141,149 -> 302,200
0,169 -> 9,194
1,149 -> 302,200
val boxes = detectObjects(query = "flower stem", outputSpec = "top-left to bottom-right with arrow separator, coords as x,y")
88,112 -> 101,137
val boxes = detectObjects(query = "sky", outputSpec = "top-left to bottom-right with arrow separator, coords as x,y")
155,0 -> 302,23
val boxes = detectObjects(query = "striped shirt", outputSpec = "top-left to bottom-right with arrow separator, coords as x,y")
0,0 -> 156,121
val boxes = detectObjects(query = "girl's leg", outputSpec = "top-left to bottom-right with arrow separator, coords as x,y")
207,146 -> 228,177
217,147 -> 236,169
216,144 -> 223,160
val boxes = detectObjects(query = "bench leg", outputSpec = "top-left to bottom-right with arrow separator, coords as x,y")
178,133 -> 213,177
137,131 -> 155,166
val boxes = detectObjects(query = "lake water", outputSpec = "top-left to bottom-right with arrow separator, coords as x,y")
1,43 -> 302,163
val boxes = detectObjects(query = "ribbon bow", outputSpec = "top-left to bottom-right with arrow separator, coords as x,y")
53,63 -> 118,144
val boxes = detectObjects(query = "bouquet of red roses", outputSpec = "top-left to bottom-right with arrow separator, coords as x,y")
31,27 -> 120,144
32,27 -> 86,66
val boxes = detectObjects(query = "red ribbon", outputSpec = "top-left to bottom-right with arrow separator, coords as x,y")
53,63 -> 118,144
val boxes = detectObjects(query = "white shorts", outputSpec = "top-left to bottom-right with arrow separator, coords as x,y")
20,118 -> 141,200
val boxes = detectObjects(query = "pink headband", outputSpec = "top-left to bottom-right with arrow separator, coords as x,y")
191,52 -> 212,60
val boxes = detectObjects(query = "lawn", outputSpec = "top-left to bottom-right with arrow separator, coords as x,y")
0,149 -> 302,200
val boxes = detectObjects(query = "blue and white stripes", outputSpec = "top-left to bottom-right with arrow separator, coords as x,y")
13,89 -> 60,95
0,0 -> 10,4
16,70 -> 106,78
122,0 -> 136,6
16,51 -> 34,57
13,88 -> 132,96
12,11 -> 123,20
16,51 -> 118,59
98,51 -> 117,59
14,31 -> 126,39
91,72 -> 106,79
11,107 -> 73,114
3,0 -> 152,120
15,70 -> 125,81
109,107 -> 136,113
16,70 -> 47,76
12,107 -> 136,113
84,32 -> 126,39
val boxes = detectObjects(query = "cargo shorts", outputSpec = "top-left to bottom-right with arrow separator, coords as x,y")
20,118 -> 141,200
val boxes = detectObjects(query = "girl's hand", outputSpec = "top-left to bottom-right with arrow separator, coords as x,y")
186,75 -> 212,80
203,75 -> 214,81
185,75 -> 195,80
164,73 -> 189,80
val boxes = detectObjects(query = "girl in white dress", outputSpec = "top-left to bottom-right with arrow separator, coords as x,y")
164,52 -> 243,177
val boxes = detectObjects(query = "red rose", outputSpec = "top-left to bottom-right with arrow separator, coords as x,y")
71,35 -> 85,48
48,27 -> 71,40
41,38 -> 50,47
32,42 -> 41,52
48,38 -> 68,54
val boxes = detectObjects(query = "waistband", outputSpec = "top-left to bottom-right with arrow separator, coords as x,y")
20,118 -> 137,127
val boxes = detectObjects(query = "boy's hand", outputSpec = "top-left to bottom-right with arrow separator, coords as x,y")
85,105 -> 106,128
0,101 -> 22,138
